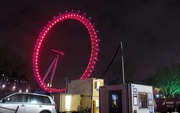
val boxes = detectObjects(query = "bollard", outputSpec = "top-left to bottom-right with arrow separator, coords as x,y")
93,100 -> 96,113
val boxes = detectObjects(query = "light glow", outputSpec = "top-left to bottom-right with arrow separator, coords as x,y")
12,86 -> 16,91
65,95 -> 72,111
2,84 -> 5,88
96,99 -> 99,107
31,100 -> 38,104
26,89 -> 29,92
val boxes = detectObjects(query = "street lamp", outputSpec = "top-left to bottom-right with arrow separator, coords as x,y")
2,84 -> 5,88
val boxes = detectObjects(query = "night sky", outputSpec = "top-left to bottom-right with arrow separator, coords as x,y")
1,0 -> 180,89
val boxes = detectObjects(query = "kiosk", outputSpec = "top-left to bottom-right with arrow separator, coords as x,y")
99,83 -> 154,113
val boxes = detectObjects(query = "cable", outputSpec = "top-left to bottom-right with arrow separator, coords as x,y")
97,43 -> 121,78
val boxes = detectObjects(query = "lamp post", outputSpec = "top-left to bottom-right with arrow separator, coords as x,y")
121,41 -> 125,84
65,77 -> 68,93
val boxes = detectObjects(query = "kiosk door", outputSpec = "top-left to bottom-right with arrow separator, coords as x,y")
108,90 -> 122,113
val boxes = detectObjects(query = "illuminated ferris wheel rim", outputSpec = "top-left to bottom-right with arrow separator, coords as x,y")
32,12 -> 99,93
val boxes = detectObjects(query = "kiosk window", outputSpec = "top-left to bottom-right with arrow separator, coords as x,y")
108,90 -> 122,113
138,92 -> 148,108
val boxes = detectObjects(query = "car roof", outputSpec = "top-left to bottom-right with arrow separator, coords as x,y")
0,92 -> 51,99
11,92 -> 50,97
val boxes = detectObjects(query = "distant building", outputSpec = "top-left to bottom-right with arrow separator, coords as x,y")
0,73 -> 31,93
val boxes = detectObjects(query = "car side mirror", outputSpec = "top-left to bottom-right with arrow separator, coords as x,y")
2,99 -> 5,103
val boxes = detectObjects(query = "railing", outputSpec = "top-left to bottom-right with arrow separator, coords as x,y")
0,106 -> 19,113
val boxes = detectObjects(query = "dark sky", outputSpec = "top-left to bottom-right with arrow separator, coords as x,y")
1,0 -> 180,89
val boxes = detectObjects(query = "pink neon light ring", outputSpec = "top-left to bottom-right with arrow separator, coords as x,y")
32,12 -> 99,93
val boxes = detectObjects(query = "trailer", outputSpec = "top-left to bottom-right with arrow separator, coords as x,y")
52,78 -> 104,113
68,78 -> 104,113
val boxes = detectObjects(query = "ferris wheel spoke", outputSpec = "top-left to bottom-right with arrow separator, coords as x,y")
43,57 -> 57,82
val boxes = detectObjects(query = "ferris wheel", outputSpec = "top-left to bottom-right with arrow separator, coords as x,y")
32,11 -> 99,93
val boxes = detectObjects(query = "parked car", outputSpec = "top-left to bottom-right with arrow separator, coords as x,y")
0,92 -> 57,113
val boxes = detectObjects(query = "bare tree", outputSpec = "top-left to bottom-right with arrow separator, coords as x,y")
104,59 -> 137,85
0,46 -> 29,76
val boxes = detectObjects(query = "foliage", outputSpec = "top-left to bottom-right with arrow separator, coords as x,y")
144,63 -> 180,97
0,46 -> 29,76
